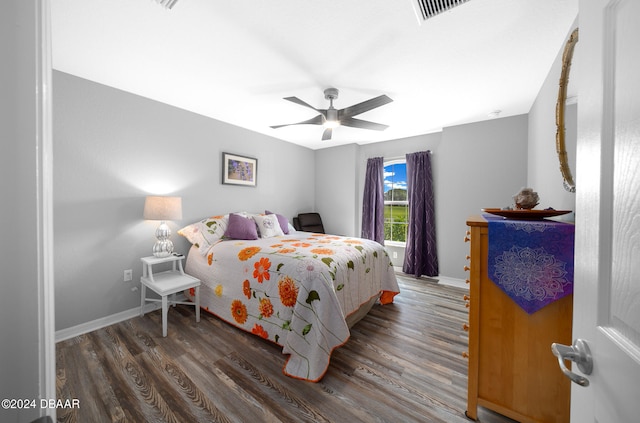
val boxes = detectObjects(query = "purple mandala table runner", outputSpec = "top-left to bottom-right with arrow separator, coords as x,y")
485,214 -> 575,314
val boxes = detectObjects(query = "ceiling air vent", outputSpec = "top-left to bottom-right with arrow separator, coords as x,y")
412,0 -> 472,21
154,0 -> 179,9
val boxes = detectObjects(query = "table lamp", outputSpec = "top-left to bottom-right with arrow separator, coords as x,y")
143,196 -> 182,257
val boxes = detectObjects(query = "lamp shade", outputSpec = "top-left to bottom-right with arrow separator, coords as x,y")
143,196 -> 182,221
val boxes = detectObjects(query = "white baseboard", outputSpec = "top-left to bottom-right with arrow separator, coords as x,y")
55,302 -> 159,342
55,293 -> 189,342
436,276 -> 469,289
394,267 -> 468,290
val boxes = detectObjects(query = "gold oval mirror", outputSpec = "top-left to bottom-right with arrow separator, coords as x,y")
556,28 -> 579,193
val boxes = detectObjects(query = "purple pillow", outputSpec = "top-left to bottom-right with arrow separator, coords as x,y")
265,210 -> 290,234
224,213 -> 258,240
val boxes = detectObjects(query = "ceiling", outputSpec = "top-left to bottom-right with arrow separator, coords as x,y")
51,0 -> 578,150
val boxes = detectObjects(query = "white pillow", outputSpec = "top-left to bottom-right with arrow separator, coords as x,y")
178,214 -> 228,255
253,214 -> 285,238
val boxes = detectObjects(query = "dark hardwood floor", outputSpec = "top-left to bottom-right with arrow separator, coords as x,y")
56,276 -> 516,423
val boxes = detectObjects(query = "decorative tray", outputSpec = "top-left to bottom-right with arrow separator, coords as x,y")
482,208 -> 572,219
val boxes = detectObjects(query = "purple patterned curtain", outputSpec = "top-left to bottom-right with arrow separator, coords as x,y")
403,151 -> 438,277
361,157 -> 385,244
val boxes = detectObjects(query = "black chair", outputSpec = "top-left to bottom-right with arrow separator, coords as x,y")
294,213 -> 325,233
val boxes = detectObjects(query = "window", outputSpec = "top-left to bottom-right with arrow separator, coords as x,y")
384,160 -> 408,244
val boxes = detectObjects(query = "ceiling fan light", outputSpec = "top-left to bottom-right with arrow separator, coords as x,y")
324,119 -> 340,129
324,107 -> 339,128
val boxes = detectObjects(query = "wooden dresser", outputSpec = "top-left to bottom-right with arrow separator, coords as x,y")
464,215 -> 573,423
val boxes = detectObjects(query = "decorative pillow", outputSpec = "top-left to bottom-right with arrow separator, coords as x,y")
224,213 -> 258,240
178,215 -> 228,255
254,214 -> 285,238
233,211 -> 252,219
265,210 -> 290,234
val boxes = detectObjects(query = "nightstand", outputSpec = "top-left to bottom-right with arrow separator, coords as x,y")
140,254 -> 201,337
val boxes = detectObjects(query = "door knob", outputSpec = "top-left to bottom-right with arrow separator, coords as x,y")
551,339 -> 593,387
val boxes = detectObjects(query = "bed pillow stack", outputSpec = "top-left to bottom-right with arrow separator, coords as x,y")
179,210 -> 295,255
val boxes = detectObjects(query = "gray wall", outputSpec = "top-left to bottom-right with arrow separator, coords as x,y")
528,21 -> 578,215
1,1 -> 48,422
314,144 -> 359,236
438,116 -> 529,279
53,71 -> 316,331
315,115 -> 529,281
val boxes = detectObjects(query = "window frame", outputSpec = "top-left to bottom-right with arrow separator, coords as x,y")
383,159 -> 408,247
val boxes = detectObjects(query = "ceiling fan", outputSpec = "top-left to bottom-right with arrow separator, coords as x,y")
270,88 -> 393,141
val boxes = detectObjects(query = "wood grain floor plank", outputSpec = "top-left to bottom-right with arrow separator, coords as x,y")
56,334 -> 128,423
91,328 -> 179,423
171,352 -> 266,423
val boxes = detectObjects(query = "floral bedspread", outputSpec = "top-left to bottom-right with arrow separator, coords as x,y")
184,232 -> 400,381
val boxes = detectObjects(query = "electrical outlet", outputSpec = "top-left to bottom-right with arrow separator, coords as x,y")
393,251 -> 398,259
124,269 -> 133,282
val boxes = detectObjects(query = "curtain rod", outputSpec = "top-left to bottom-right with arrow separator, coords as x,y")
383,151 -> 433,162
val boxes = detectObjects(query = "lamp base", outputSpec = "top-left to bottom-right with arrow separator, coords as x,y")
152,240 -> 174,258
152,221 -> 174,257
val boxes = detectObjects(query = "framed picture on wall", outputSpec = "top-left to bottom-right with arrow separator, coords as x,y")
222,152 -> 258,187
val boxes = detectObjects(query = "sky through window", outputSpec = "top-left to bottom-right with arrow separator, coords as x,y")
384,162 -> 407,193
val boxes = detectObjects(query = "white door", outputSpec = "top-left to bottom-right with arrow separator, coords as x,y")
566,0 -> 640,421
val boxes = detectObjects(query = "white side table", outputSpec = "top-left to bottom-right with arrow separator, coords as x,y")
140,254 -> 201,337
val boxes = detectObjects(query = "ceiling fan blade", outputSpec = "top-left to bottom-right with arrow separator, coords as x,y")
339,117 -> 389,131
283,96 -> 322,112
322,127 -> 333,141
270,114 -> 324,129
339,94 -> 393,119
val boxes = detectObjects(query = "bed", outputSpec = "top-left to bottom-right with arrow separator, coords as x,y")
178,212 -> 400,381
